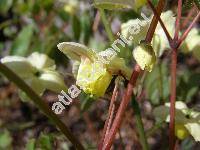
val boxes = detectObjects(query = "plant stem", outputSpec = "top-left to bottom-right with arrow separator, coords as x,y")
93,11 -> 101,32
99,9 -> 115,42
145,0 -> 165,42
147,0 -> 173,43
174,0 -> 182,41
169,49 -> 177,150
104,65 -> 141,150
131,98 -> 149,150
169,2 -> 182,149
177,12 -> 200,48
102,0 -> 166,149
181,6 -> 197,29
0,63 -> 84,150
99,82 -> 118,149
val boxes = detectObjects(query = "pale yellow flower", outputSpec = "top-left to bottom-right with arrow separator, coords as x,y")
153,101 -> 200,141
121,11 -> 176,57
180,28 -> 200,61
133,43 -> 156,72
1,52 -> 66,95
76,58 -> 112,97
57,42 -> 132,97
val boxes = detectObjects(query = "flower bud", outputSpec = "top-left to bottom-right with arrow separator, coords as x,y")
133,43 -> 156,72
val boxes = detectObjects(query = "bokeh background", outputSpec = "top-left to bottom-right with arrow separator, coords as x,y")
0,0 -> 200,149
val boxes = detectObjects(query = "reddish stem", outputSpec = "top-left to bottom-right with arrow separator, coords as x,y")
147,0 -> 173,43
145,0 -> 166,42
181,6 -> 197,29
177,12 -> 200,48
98,84 -> 119,149
103,101 -> 116,147
104,65 -> 142,150
174,0 -> 182,40
169,1 -> 182,149
169,49 -> 177,150
100,0 -> 165,149
169,7 -> 200,150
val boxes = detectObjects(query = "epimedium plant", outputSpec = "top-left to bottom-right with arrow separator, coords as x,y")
0,0 -> 200,149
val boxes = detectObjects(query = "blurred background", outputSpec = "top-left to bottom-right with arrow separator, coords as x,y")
0,0 -> 200,149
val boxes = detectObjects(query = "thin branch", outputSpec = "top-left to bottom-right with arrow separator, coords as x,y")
169,49 -> 177,150
0,62 -> 85,150
102,0 -> 166,149
93,11 -> 101,32
99,9 -> 115,42
174,0 -> 182,40
145,0 -> 166,42
103,97 -> 117,148
147,0 -> 173,43
177,12 -> 200,48
103,65 -> 142,150
181,6 -> 197,29
98,83 -> 119,149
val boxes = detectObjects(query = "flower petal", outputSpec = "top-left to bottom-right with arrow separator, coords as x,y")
181,28 -> 200,53
57,42 -> 94,61
27,52 -> 56,70
153,11 -> 176,56
25,77 -> 45,95
76,58 -> 112,97
39,70 -> 66,93
133,43 -> 156,72
121,19 -> 149,46
1,56 -> 37,78
185,122 -> 200,142
153,102 -> 189,123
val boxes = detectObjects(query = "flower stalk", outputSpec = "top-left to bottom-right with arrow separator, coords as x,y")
101,0 -> 166,149
146,0 -> 200,149
0,62 -> 84,150
104,65 -> 142,149
169,49 -> 177,150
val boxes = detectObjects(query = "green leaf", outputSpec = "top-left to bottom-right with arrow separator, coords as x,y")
194,0 -> 200,9
10,25 -> 34,56
0,0 -> 13,14
81,13 -> 92,45
72,15 -> 81,41
93,0 -> 134,10
39,133 -> 53,150
144,62 -> 170,104
25,139 -> 36,150
0,130 -> 12,149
